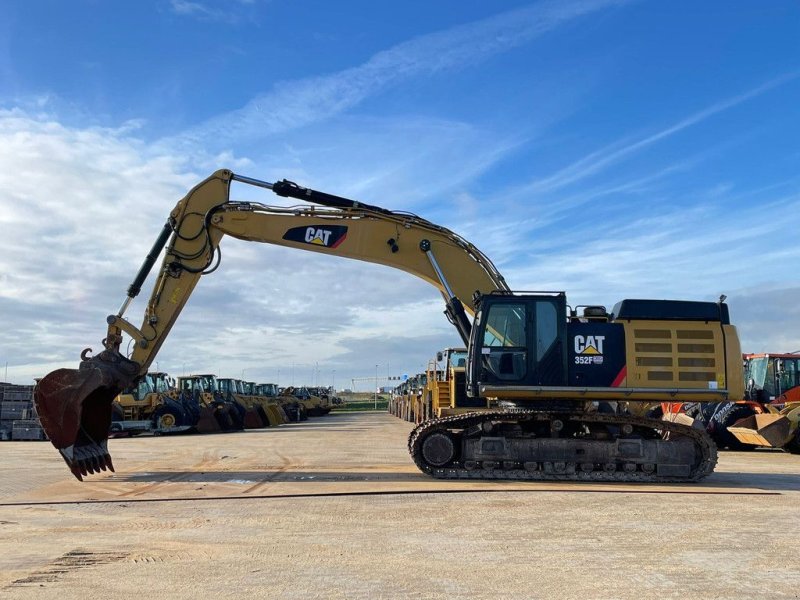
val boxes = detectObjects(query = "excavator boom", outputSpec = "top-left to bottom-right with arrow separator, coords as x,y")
34,170 -> 508,479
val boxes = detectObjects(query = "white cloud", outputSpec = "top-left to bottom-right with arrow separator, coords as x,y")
0,110 -> 465,385
6,96 -> 799,386
508,72 -> 800,198
168,0 -> 631,152
3,1 -> 798,389
169,0 -> 260,24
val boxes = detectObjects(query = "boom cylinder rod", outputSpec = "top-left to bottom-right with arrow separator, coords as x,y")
420,241 -> 455,299
118,220 -> 173,317
230,173 -> 275,191
419,240 -> 471,344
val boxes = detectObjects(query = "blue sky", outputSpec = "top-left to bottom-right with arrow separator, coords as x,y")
1,0 -> 799,387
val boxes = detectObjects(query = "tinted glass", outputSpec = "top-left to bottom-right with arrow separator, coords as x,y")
536,302 -> 558,361
483,303 -> 526,347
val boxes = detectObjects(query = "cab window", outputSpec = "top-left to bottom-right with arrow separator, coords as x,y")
482,303 -> 527,381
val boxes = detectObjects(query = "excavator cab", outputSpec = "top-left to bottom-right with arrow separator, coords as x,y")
467,293 -> 568,399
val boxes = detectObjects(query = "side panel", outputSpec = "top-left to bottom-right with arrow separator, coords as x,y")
567,322 -> 626,387
723,324 -> 745,400
620,319 -> 728,391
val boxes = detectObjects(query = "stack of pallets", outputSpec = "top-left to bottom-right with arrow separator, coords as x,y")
0,383 -> 45,440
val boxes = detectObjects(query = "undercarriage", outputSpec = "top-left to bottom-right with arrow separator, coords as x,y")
408,409 -> 717,483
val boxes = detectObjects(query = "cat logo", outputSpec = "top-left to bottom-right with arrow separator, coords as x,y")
282,225 -> 348,249
574,335 -> 605,365
305,228 -> 332,245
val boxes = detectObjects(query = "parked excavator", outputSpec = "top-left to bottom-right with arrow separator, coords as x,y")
34,169 -> 744,482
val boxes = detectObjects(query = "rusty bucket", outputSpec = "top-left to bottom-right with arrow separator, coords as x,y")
34,350 -> 140,480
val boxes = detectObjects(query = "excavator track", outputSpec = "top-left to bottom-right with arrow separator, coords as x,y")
408,410 -> 717,483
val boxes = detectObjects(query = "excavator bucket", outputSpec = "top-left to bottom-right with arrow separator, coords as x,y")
34,350 -> 140,480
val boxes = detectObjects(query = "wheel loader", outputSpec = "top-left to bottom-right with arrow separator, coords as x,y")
392,376 -> 415,422
218,377 -> 272,428
281,386 -> 330,417
395,374 -> 425,423
33,169 -> 745,482
110,371 -> 185,435
388,382 -> 404,418
424,347 -> 492,419
259,383 -> 306,422
724,353 -> 800,453
247,382 -> 290,425
175,374 -> 244,433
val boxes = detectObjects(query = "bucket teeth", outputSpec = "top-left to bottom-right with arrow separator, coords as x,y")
76,447 -> 90,475
70,464 -> 84,482
61,442 -> 114,480
92,445 -> 104,473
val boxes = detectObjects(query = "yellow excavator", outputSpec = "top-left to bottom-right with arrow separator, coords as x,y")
34,169 -> 744,482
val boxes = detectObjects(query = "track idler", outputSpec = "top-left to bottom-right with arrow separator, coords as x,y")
34,349 -> 140,481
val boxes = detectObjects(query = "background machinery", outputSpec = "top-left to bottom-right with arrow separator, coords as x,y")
744,352 -> 800,404
281,386 -> 331,417
34,169 -> 744,482
110,371 -> 182,436
258,383 -> 304,422
175,374 -> 243,433
725,352 -> 800,453
218,377 -> 271,428
390,374 -> 426,423
424,347 -> 489,419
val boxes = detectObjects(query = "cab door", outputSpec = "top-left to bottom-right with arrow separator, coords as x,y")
469,295 -> 566,391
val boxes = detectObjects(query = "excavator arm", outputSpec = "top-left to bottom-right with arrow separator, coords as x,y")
34,169 -> 508,479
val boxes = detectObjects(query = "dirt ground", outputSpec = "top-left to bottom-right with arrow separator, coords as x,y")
1,411 -> 798,599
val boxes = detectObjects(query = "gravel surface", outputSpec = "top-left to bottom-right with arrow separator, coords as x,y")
1,411 -> 798,599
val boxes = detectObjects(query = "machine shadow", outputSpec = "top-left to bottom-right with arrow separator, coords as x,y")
112,470 -> 427,484
107,470 -> 800,492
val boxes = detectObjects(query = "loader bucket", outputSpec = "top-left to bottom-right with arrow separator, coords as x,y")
195,406 -> 224,433
243,408 -> 267,429
34,350 -> 141,480
727,414 -> 792,448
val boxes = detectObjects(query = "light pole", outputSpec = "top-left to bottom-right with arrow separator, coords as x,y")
375,364 -> 379,409
332,369 -> 336,390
